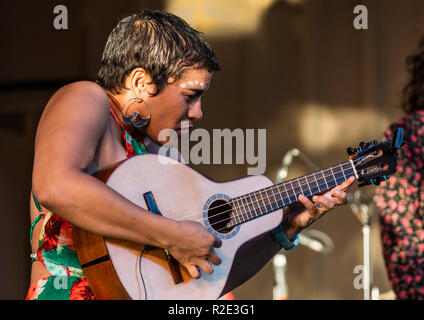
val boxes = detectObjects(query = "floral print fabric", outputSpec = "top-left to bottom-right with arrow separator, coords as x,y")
375,110 -> 424,299
26,211 -> 93,300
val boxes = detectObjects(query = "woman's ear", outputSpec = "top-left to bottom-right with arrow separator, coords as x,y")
130,68 -> 156,97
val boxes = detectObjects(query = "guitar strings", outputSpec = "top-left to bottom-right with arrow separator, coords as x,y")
178,164 -> 354,225
175,151 -> 375,223
203,171 -> 354,232
175,161 -> 353,222
167,150 -> 377,224
174,161 -> 356,223
179,166 -> 354,232
205,150 -> 382,225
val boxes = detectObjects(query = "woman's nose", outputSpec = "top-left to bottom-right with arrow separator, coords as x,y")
188,100 -> 203,120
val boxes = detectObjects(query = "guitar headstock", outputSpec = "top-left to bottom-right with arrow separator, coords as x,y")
347,127 -> 404,187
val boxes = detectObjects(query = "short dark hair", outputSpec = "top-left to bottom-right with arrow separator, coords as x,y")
401,35 -> 424,114
96,10 -> 221,95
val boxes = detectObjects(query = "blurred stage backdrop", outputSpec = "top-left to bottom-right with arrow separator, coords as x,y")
1,0 -> 424,299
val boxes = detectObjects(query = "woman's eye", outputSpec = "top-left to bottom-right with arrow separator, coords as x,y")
185,95 -> 197,102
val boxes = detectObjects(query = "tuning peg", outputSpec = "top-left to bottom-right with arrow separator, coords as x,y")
359,142 -> 369,150
347,147 -> 357,155
376,176 -> 389,184
391,127 -> 404,149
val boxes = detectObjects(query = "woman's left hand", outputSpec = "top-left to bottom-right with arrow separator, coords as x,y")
282,176 -> 355,240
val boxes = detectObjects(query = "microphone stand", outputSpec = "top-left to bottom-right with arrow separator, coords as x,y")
272,253 -> 288,300
349,190 -> 377,300
272,148 -> 334,300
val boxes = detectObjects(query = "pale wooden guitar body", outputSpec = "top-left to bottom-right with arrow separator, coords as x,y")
73,154 -> 283,300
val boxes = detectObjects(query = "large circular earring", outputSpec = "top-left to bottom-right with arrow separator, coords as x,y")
121,97 -> 151,128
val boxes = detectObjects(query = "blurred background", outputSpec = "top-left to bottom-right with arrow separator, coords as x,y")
1,0 -> 423,299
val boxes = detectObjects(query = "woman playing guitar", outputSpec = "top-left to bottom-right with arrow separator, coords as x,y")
27,10 -> 353,300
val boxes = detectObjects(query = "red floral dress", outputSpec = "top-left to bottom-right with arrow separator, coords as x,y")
375,110 -> 424,299
26,110 -> 148,300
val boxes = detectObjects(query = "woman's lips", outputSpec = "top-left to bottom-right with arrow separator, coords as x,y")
175,126 -> 192,135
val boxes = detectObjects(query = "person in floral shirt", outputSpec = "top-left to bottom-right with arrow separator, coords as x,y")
375,36 -> 424,299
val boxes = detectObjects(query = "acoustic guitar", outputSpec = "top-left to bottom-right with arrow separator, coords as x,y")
73,128 -> 404,299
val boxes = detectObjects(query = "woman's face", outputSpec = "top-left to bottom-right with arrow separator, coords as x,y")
141,68 -> 213,145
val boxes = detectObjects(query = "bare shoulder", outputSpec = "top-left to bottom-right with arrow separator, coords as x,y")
58,80 -> 107,97
45,81 -> 109,115
39,81 -> 110,129
35,81 -> 112,148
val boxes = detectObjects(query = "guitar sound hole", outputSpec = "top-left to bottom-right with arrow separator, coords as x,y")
207,199 -> 235,234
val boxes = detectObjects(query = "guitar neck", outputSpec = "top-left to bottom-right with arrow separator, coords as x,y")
228,160 -> 356,227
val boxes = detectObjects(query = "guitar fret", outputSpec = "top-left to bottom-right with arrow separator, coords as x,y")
244,195 -> 252,221
326,168 -> 336,189
258,191 -> 267,214
289,180 -> 296,202
297,177 -> 305,196
252,192 -> 260,218
240,195 -> 248,222
230,199 -> 238,226
322,170 -> 329,189
248,194 -> 256,220
257,191 -> 265,216
280,183 -> 291,204
263,189 -> 272,212
303,176 -> 312,196
289,180 -> 297,203
312,172 -> 322,194
307,174 -> 319,195
240,195 -> 248,223
253,192 -> 261,217
340,163 -> 347,180
338,165 -> 347,184
334,165 -> 345,185
244,194 -> 253,220
270,188 -> 278,210
342,162 -> 355,180
330,166 -> 337,186
297,178 -> 304,198
268,187 -> 275,208
234,198 -> 241,225
236,197 -> 246,223
270,186 -> 281,208
243,195 -> 252,221
241,197 -> 248,225
315,171 -> 324,191
278,186 -> 287,207
264,190 -> 273,212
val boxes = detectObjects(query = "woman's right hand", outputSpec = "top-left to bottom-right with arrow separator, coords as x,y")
166,220 -> 222,279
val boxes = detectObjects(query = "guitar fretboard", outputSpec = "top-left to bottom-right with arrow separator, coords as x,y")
228,161 -> 355,227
